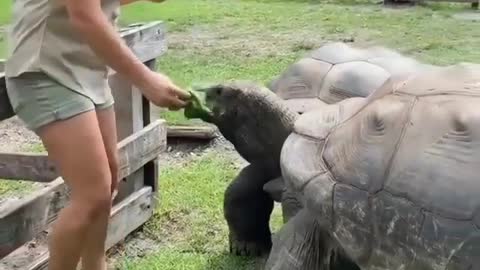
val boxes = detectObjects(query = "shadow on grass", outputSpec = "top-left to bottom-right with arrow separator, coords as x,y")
115,249 -> 267,270
205,252 -> 267,270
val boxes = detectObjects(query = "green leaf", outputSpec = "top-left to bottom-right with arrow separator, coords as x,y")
184,89 -> 212,121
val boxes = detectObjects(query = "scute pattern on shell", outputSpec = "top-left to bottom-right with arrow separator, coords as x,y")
269,42 -> 431,113
280,63 -> 480,270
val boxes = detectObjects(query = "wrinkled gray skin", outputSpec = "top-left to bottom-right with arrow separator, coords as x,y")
196,82 -> 360,270
199,81 -> 299,256
0,78 -> 15,122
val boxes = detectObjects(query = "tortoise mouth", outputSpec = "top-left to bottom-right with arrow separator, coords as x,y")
200,85 -> 226,118
183,88 -> 214,122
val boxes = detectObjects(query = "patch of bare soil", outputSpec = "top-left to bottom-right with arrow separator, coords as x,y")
0,116 -> 45,205
452,11 -> 480,21
0,116 -> 41,153
166,23 -> 357,58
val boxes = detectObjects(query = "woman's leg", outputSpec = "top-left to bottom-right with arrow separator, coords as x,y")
96,107 -> 119,198
36,110 -> 113,270
80,106 -> 119,270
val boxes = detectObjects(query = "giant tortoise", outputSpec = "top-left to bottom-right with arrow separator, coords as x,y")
268,42 -> 433,113
267,62 -> 480,270
186,63 -> 480,270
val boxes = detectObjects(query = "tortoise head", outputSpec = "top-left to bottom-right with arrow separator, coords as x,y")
204,84 -> 242,120
190,81 -> 259,124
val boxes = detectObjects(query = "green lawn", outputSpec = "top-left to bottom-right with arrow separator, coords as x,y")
113,151 -> 282,269
1,0 -> 480,269
0,179 -> 34,198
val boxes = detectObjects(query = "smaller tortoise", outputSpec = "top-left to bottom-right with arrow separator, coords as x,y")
185,82 -> 299,256
272,63 -> 480,270
268,42 -> 433,113
184,82 -> 361,269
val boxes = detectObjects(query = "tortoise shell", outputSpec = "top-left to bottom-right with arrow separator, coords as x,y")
280,63 -> 480,270
269,42 -> 432,113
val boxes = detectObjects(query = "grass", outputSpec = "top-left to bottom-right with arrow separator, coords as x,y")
1,0 -> 480,268
113,151 -> 283,269
0,180 -> 34,198
3,0 -> 480,124
119,0 -> 480,124
153,52 -> 300,125
0,0 -> 10,58
0,142 -> 45,200
117,250 -> 260,270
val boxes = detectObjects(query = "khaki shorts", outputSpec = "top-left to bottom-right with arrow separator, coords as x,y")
6,72 -> 114,131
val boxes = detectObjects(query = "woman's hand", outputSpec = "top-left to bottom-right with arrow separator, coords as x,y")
139,71 -> 191,110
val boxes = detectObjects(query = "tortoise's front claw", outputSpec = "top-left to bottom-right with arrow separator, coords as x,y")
229,233 -> 272,257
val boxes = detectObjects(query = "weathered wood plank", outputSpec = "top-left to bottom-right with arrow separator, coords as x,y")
106,186 -> 153,250
0,119 -> 166,182
141,77 -> 160,207
25,186 -> 153,270
110,59 -> 157,203
167,125 -> 218,140
118,21 -> 167,64
0,153 -> 56,183
0,178 -> 67,259
0,120 -> 166,258
115,119 -> 166,179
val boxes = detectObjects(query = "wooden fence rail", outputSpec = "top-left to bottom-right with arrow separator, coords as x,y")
0,21 -> 167,270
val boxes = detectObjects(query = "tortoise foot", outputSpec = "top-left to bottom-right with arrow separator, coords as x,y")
229,234 -> 272,257
224,164 -> 275,257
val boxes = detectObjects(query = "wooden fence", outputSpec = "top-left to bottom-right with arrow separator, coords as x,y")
0,21 -> 168,270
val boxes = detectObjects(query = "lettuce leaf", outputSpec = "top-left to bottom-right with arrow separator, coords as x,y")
184,89 -> 212,120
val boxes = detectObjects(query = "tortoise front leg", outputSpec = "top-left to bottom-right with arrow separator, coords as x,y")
224,163 -> 274,257
281,188 -> 303,223
265,209 -> 360,270
263,177 -> 303,223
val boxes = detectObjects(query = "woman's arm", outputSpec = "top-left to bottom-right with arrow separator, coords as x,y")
65,0 -> 189,108
120,0 -> 166,5
66,0 -> 152,89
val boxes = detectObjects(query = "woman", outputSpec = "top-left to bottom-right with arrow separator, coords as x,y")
5,0 -> 189,269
